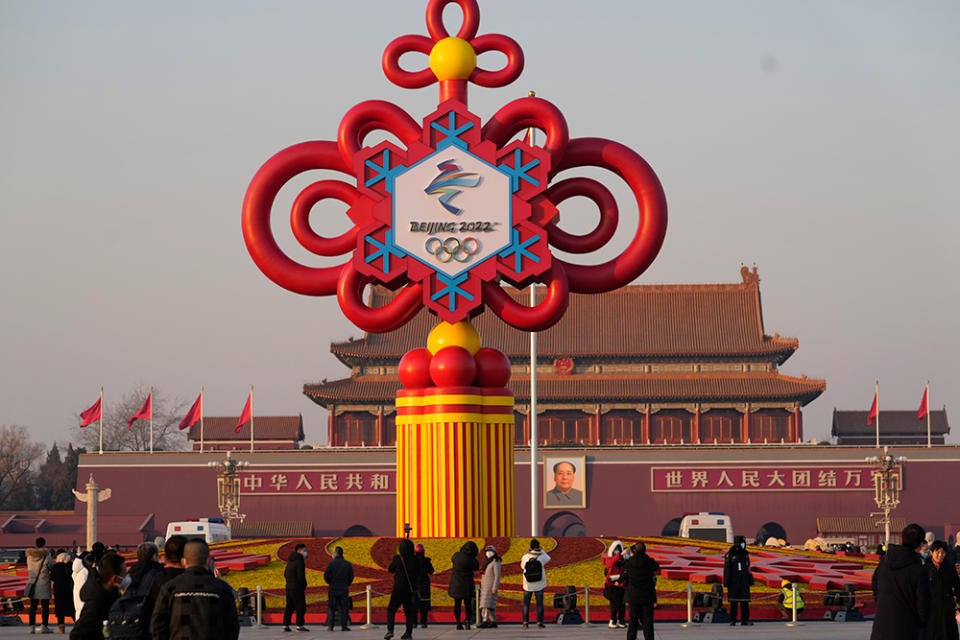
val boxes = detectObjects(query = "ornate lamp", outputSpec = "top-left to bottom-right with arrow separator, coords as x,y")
865,446 -> 906,548
207,451 -> 249,530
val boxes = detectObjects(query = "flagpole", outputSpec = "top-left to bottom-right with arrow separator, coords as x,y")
526,93 -> 539,538
200,386 -> 205,453
874,380 -> 879,449
926,380 -> 931,449
99,386 -> 104,455
250,385 -> 254,453
149,386 -> 154,454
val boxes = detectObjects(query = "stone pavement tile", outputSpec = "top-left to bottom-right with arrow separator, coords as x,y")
0,621 -> 874,639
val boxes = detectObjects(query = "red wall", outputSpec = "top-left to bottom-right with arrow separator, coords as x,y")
77,447 -> 960,543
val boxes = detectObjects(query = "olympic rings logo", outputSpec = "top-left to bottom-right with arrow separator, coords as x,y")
424,236 -> 480,263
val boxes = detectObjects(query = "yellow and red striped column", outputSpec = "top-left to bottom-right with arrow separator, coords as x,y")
395,321 -> 515,537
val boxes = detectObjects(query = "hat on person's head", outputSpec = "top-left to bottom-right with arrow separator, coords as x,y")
484,545 -> 497,553
414,544 -> 425,554
781,579 -> 790,587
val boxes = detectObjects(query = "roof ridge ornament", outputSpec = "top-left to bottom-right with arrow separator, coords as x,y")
741,265 -> 760,285
242,0 -> 667,332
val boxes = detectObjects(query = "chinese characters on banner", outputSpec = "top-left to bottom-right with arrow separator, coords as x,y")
650,465 -> 893,492
239,470 -> 395,495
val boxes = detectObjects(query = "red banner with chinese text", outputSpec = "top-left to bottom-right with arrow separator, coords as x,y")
239,470 -> 396,495
650,465 -> 892,492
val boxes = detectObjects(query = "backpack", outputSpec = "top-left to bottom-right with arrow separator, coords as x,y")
524,556 -> 543,583
107,567 -> 160,640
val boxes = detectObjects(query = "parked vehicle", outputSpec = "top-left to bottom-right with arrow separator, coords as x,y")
164,518 -> 231,543
678,512 -> 733,543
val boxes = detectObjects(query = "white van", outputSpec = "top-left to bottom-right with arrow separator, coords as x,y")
678,512 -> 733,543
164,518 -> 231,543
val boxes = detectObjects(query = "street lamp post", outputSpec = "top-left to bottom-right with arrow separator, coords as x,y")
865,446 -> 906,548
207,451 -> 249,533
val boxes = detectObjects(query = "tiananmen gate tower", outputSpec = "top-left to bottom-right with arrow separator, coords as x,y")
307,267 -> 825,448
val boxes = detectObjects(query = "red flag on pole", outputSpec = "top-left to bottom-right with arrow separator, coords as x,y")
236,392 -> 252,433
80,398 -> 102,428
867,391 -> 879,426
127,393 -> 152,429
179,393 -> 203,431
918,386 -> 929,420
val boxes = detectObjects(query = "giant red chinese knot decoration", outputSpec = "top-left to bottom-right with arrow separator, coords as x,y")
243,0 -> 669,536
242,0 -> 668,333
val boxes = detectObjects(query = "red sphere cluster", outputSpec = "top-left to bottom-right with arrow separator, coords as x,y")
399,346 -> 510,389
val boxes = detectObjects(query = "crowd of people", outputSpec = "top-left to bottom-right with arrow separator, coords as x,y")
871,524 -> 960,640
362,537 -> 663,640
22,528 -> 960,639
24,535 -> 239,639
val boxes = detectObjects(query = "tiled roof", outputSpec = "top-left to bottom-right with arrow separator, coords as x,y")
187,416 -> 304,442
331,273 -> 799,363
304,372 -> 825,406
831,410 -> 949,437
817,516 -> 907,534
231,521 -> 313,538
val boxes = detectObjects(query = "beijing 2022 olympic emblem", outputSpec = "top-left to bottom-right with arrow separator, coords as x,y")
241,0 -> 668,333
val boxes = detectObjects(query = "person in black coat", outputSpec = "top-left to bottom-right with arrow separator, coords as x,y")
148,536 -> 187,611
413,544 -> 435,629
283,543 -> 309,632
324,546 -> 354,631
871,523 -> 932,640
922,541 -> 960,640
51,551 -> 75,634
127,542 -> 162,592
723,535 -> 754,626
70,552 -> 126,640
623,541 -> 659,640
149,540 -> 239,640
385,539 -> 421,640
447,541 -> 479,630
123,542 -> 163,632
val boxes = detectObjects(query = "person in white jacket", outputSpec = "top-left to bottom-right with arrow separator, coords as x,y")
519,539 -> 551,628
71,542 -> 105,619
70,555 -> 87,619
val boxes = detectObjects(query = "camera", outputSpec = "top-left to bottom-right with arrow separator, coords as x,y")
823,584 -> 863,622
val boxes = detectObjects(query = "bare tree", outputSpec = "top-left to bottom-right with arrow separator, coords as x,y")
0,425 -> 44,508
74,386 -> 189,452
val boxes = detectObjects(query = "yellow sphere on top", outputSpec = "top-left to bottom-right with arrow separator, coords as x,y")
427,321 -> 481,355
429,37 -> 477,81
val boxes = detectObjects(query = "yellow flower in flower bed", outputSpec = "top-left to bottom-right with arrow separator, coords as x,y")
326,538 -> 381,570
499,537 -> 556,565
222,557 -> 288,592
409,537 -> 485,573
543,557 -> 604,588
222,541 -> 286,559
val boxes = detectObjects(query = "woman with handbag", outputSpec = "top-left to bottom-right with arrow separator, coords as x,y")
26,537 -> 54,634
602,540 -> 627,628
385,539 -> 421,640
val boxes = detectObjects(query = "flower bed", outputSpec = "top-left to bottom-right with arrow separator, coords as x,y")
210,536 -> 878,623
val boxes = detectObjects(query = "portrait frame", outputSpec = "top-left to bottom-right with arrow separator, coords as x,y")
543,455 -> 586,509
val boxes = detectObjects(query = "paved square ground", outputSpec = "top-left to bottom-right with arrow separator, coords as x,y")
0,621 -> 875,639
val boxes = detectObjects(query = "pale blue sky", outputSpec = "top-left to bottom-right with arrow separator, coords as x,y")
2,1 -> 957,446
